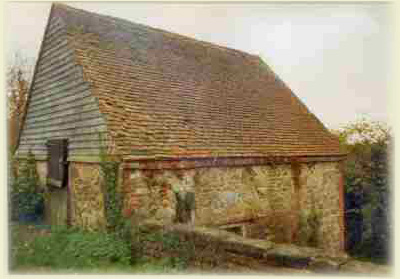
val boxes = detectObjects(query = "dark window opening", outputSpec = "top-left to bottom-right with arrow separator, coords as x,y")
47,139 -> 68,188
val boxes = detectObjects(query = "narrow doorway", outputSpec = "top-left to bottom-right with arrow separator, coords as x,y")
46,139 -> 69,226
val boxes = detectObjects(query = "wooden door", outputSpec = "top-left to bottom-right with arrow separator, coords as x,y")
46,139 -> 69,226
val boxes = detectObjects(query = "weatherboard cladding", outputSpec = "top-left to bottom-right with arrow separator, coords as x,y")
17,14 -> 107,159
19,3 -> 341,160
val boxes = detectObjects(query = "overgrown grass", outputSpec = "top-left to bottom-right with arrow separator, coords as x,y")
11,225 -> 131,271
132,226 -> 194,270
10,224 -> 189,273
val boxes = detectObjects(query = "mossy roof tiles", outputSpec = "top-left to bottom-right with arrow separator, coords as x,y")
49,3 -> 341,159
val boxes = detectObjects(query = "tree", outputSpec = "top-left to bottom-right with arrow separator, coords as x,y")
332,118 -> 392,263
7,52 -> 34,153
7,52 -> 34,221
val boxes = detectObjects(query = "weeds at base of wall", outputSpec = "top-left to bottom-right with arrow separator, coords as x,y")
131,225 -> 194,269
11,223 -> 193,272
11,225 -> 132,271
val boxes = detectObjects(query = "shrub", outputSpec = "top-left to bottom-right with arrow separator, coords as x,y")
332,119 -> 391,264
132,227 -> 193,270
13,227 -> 131,270
11,151 -> 44,220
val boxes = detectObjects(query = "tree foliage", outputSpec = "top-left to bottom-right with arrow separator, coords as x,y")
333,118 -> 391,148
332,118 -> 392,263
7,52 -> 34,153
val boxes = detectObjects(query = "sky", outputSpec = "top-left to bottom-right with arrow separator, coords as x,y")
4,1 -> 393,130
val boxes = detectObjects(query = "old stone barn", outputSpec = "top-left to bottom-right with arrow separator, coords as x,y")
16,4 -> 346,254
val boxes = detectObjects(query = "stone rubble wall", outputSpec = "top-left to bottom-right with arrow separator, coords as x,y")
33,158 -> 344,252
123,161 -> 344,253
69,162 -> 107,230
299,162 -> 343,253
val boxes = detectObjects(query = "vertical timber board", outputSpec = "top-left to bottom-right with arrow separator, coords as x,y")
46,139 -> 69,226
50,187 -> 68,226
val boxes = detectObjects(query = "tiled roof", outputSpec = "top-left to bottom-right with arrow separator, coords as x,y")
52,3 -> 341,158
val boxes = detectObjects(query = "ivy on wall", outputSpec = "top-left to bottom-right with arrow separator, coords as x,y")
98,133 -> 130,240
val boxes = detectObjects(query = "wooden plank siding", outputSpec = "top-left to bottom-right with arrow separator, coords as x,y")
17,15 -> 107,161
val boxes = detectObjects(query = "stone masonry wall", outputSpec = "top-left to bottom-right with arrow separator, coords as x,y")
122,169 -> 193,222
69,162 -> 107,230
34,158 -> 343,252
299,162 -> 343,253
123,161 -> 344,252
122,165 -> 292,230
193,165 -> 293,243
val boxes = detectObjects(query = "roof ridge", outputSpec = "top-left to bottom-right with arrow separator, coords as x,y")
53,2 -> 260,60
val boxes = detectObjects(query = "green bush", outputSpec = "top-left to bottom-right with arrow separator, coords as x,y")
12,225 -> 194,273
132,228 -> 193,270
11,151 -> 44,217
332,119 -> 391,264
13,227 -> 131,270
